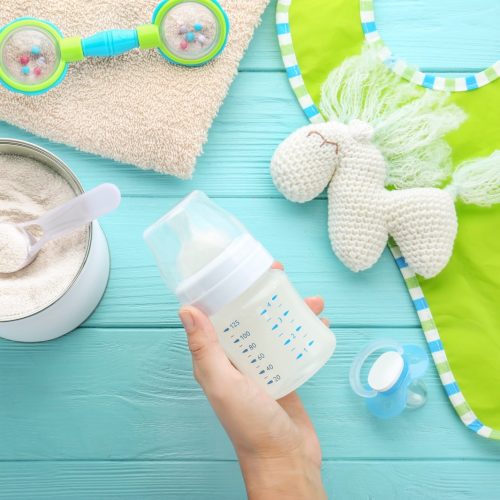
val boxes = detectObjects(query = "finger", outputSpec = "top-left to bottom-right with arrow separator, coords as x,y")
179,306 -> 236,387
271,261 -> 284,271
304,296 -> 324,315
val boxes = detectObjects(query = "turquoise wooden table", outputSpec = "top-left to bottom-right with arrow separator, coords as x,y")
0,1 -> 499,498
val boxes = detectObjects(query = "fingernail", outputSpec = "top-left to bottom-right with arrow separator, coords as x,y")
179,309 -> 195,332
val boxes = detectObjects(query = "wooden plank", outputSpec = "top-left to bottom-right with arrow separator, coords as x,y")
0,72 -> 307,199
375,0 -> 500,72
241,0 -> 500,73
86,196 -> 418,328
1,328 -> 498,461
239,3 -> 285,72
1,3 -> 497,199
4,64 -> 497,204
0,460 -> 498,500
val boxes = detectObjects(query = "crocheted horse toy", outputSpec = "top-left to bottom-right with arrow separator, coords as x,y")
271,50 -> 500,278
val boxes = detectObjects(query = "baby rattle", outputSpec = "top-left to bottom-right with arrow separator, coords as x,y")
0,0 -> 229,95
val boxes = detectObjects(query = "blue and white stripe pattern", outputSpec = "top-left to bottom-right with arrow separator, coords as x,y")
389,240 -> 496,439
360,0 -> 500,92
276,0 -> 499,440
276,0 -> 323,123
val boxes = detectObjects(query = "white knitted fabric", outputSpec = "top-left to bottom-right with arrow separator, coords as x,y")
271,49 -> 500,278
271,121 -> 458,278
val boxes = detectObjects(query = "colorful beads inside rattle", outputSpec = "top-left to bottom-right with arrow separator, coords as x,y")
0,26 -> 61,88
160,2 -> 221,61
17,45 -> 46,78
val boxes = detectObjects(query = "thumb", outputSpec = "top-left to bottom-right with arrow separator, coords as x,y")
179,306 -> 236,391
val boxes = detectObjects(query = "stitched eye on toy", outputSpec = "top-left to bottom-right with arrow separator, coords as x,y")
307,131 -> 339,154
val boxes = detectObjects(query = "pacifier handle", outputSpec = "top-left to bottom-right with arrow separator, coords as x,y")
403,344 -> 429,380
349,339 -> 404,398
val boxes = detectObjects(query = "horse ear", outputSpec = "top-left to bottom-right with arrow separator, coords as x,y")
348,119 -> 374,143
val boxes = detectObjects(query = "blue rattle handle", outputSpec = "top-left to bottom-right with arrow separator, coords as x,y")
82,29 -> 139,57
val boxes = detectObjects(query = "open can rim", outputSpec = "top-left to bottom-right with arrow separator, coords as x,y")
0,138 -> 92,322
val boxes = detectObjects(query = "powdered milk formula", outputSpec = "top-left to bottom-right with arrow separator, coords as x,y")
0,154 -> 88,321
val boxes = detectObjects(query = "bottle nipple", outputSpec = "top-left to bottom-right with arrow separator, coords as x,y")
170,210 -> 232,280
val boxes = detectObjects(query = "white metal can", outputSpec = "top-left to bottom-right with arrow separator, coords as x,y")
0,139 -> 110,342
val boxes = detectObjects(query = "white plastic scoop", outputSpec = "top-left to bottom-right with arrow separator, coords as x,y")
0,183 -> 121,274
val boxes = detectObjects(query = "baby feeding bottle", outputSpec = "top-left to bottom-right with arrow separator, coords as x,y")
144,191 -> 336,399
350,339 -> 429,419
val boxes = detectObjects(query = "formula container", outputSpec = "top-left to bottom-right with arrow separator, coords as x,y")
0,139 -> 110,342
144,191 -> 336,399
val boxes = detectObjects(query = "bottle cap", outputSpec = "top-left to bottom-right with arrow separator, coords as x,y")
144,191 -> 274,315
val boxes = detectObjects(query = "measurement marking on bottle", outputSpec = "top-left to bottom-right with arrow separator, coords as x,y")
247,354 -> 252,358
308,340 -> 314,347
272,295 -> 278,301
284,310 -> 289,316
296,353 -> 303,359
291,347 -> 296,352
233,339 -> 240,343
224,327 -> 230,333
264,376 -> 269,380
256,365 -> 260,368
260,309 -> 267,315
284,339 -> 291,346
295,326 -> 302,332
267,380 -> 273,385
259,370 -> 265,375
242,349 -> 249,353
278,333 -> 283,337
251,359 -> 257,363
272,324 -> 278,331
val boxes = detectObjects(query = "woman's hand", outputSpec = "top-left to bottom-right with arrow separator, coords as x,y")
179,263 -> 328,499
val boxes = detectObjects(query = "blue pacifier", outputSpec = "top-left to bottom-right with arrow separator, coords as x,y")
349,339 -> 429,419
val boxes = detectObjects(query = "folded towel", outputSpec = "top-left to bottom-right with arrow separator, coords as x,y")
0,0 -> 269,178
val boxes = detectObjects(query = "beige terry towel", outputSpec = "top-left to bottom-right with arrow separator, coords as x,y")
0,0 -> 270,178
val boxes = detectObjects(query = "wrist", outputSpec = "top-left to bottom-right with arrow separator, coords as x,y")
239,452 -> 326,500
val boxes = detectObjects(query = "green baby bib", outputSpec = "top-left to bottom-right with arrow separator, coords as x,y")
276,0 -> 500,438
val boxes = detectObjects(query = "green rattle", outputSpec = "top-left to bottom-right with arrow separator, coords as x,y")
0,0 -> 229,95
